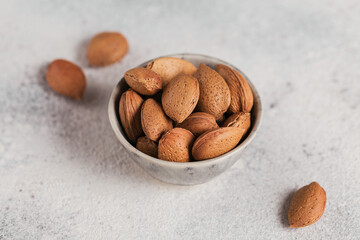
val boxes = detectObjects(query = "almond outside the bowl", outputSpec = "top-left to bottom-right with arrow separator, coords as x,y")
192,127 -> 245,160
46,59 -> 86,100
288,182 -> 327,228
87,32 -> 128,66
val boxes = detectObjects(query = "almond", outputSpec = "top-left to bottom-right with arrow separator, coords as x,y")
158,128 -> 195,162
192,127 -> 245,160
124,67 -> 162,95
87,32 -> 128,66
288,182 -> 326,228
222,112 -> 251,135
162,74 -> 199,123
193,63 -> 231,121
46,59 -> 86,100
141,98 -> 173,142
136,136 -> 158,158
177,112 -> 218,137
119,89 -> 144,142
146,57 -> 197,86
216,64 -> 253,113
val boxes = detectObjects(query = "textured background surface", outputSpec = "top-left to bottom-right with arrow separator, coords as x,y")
1,0 -> 359,239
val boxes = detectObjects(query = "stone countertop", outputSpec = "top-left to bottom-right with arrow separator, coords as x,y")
1,0 -> 359,239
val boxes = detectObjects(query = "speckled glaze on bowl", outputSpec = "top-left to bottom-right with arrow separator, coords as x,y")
108,53 -> 262,185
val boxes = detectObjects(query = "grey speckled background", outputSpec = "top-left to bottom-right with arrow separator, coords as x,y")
1,0 -> 360,239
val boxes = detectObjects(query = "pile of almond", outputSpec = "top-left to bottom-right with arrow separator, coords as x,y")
119,57 -> 254,162
43,30 -> 328,229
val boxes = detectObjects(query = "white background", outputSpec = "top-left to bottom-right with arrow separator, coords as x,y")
0,0 -> 359,239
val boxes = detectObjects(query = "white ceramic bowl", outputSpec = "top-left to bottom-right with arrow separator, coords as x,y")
108,53 -> 262,185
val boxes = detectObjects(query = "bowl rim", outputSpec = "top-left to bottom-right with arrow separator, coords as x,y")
108,53 -> 263,168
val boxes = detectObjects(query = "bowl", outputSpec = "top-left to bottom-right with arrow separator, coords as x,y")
108,53 -> 262,185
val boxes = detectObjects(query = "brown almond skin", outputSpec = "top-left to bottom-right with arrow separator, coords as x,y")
141,98 -> 173,142
162,74 -> 200,123
177,112 -> 218,137
193,63 -> 231,121
288,182 -> 327,228
216,64 -> 253,113
136,136 -> 158,158
192,127 -> 245,160
222,112 -> 251,135
146,57 -> 197,86
124,67 -> 162,95
87,32 -> 128,66
46,59 -> 86,100
119,89 -> 144,142
158,128 -> 195,162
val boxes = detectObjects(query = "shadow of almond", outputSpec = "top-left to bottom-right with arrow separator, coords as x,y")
37,62 -> 51,94
279,189 -> 297,228
75,38 -> 91,68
